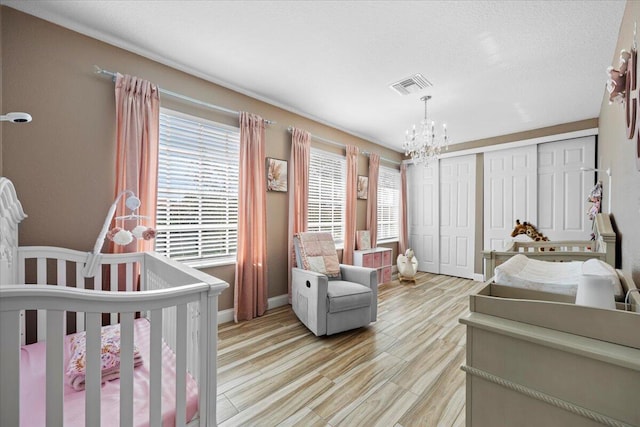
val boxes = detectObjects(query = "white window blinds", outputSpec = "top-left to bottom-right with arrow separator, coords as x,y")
377,165 -> 400,241
308,147 -> 346,244
155,108 -> 240,265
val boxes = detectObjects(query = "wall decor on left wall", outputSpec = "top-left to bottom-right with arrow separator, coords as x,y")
357,175 -> 368,200
267,157 -> 288,192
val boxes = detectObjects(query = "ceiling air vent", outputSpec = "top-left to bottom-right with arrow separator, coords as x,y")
389,74 -> 433,95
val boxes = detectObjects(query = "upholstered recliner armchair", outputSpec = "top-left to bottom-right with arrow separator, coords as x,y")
292,232 -> 378,336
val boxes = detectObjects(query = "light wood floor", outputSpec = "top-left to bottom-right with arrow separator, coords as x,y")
217,273 -> 486,426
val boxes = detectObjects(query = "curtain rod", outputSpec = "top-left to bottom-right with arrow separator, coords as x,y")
287,126 -> 400,166
94,65 -> 276,125
287,126 -> 344,149
361,150 -> 401,166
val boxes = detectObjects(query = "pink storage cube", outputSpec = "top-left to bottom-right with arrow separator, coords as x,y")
382,250 -> 391,266
373,253 -> 382,267
382,266 -> 392,283
363,253 -> 375,268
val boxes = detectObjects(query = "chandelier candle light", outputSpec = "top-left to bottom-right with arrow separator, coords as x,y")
403,95 -> 449,166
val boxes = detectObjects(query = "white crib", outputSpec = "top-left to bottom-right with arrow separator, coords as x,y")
0,177 -> 228,426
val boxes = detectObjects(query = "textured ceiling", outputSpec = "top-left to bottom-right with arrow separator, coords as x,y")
2,1 -> 626,151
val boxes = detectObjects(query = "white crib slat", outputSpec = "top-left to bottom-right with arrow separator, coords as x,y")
19,252 -> 26,345
18,252 -> 26,283
46,310 -> 64,427
119,313 -> 135,427
126,262 -> 133,291
85,313 -> 101,427
37,313 -> 46,341
20,310 -> 26,346
93,266 -> 102,291
37,257 -> 47,342
0,310 -> 21,426
56,261 -> 68,336
110,264 -> 118,292
110,264 -> 118,324
37,257 -> 47,284
75,263 -> 85,332
57,259 -> 66,287
199,293 -> 209,424
175,304 -> 187,427
187,303 -> 198,387
207,294 -> 219,425
149,309 -> 163,426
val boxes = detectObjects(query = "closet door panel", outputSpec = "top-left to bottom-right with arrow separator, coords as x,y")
440,155 -> 475,279
489,177 -> 505,232
484,146 -> 538,252
537,136 -> 596,240
564,171 -> 584,231
407,162 -> 440,273
538,172 -> 555,229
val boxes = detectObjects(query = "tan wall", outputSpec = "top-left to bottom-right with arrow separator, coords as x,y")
598,0 -> 640,284
0,8 -> 402,310
447,119 -> 598,155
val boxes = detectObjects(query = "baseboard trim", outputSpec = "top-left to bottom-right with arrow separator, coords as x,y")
473,273 -> 485,282
218,308 -> 234,325
268,293 -> 290,310
218,293 -> 290,324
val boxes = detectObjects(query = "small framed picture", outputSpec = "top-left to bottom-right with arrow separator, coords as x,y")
357,175 -> 368,200
266,157 -> 288,192
356,230 -> 371,250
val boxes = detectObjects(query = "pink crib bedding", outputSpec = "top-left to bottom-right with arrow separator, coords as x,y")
19,318 -> 199,426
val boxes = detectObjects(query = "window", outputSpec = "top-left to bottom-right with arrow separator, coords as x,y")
155,109 -> 240,266
377,165 -> 400,242
308,147 -> 346,244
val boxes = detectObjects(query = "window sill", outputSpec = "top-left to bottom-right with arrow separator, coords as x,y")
182,257 -> 236,270
377,238 -> 399,245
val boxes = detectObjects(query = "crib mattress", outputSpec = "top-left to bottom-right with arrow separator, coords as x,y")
494,254 -> 623,300
19,318 -> 199,427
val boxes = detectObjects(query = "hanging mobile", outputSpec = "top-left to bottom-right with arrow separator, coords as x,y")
83,190 -> 156,277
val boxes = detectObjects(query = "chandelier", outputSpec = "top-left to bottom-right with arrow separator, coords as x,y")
403,95 -> 449,166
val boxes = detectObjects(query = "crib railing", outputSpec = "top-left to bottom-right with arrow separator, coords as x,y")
3,247 -> 228,426
506,240 -> 598,253
17,246 -> 145,345
482,241 -> 610,280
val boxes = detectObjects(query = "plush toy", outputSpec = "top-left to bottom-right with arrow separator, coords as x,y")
397,248 -> 418,283
607,49 -> 631,104
106,225 -> 157,245
511,220 -> 554,251
586,181 -> 603,220
587,199 -> 601,221
405,248 -> 414,260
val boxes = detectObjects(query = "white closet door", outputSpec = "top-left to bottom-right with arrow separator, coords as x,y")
407,162 -> 440,273
483,145 -> 538,251
537,136 -> 596,240
439,155 -> 476,279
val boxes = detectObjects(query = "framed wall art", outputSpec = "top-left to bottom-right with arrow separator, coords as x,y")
357,175 -> 368,200
266,157 -> 288,192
